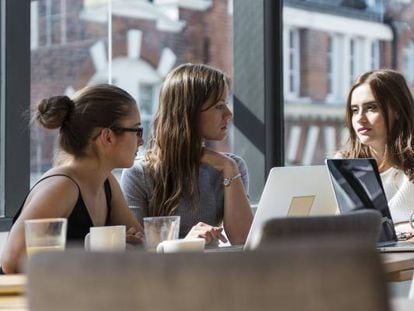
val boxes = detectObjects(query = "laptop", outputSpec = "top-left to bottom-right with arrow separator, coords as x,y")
325,158 -> 414,252
243,165 -> 338,250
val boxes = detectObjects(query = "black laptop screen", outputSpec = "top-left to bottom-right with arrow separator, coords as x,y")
325,158 -> 397,242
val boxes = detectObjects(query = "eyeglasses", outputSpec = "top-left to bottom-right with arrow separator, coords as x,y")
111,126 -> 143,138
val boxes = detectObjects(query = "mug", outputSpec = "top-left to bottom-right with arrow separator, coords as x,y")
156,238 -> 205,253
84,225 -> 126,252
143,216 -> 180,251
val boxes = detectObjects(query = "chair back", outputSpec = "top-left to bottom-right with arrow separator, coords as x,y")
259,210 -> 382,248
27,241 -> 389,311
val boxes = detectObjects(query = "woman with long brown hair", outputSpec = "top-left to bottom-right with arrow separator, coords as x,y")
338,69 -> 414,228
121,63 -> 253,245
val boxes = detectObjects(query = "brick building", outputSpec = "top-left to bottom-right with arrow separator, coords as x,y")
283,0 -> 394,165
30,0 -> 414,174
30,0 -> 233,174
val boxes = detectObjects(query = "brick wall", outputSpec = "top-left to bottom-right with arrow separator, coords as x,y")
300,29 -> 329,100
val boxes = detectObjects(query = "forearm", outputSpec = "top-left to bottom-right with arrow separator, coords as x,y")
201,150 -> 253,243
1,228 -> 26,274
1,249 -> 23,274
222,171 -> 253,244
110,195 -> 144,233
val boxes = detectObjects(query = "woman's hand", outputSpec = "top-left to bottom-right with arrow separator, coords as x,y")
185,222 -> 228,245
200,147 -> 252,245
126,227 -> 145,244
201,148 -> 239,176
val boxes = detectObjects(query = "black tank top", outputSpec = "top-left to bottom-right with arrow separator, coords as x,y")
12,174 -> 112,241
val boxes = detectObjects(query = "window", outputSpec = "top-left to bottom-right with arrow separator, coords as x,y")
370,40 -> 380,70
0,1 -> 30,226
29,0 -> 240,195
366,0 -> 384,13
31,0 -> 67,48
284,28 -> 300,98
5,0 -> 410,228
31,0 -> 109,185
404,40 -> 414,84
283,0 -> 393,166
349,38 -> 357,85
138,83 -> 156,148
349,37 -> 363,86
327,34 -> 341,102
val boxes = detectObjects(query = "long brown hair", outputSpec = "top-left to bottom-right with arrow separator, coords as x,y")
343,69 -> 414,180
146,63 -> 229,216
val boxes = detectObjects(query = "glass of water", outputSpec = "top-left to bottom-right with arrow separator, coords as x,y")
24,218 -> 67,257
143,216 -> 180,251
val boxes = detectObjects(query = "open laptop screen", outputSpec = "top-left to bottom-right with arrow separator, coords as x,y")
243,165 -> 338,250
325,158 -> 397,243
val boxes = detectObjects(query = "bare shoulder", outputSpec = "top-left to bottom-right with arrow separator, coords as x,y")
31,175 -> 79,203
21,173 -> 80,218
35,172 -> 79,192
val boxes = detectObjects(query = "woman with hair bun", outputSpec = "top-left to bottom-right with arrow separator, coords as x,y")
1,84 -> 144,274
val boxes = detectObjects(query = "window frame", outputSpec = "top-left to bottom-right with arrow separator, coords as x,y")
1,0 -> 284,228
263,0 -> 284,172
0,0 -> 30,230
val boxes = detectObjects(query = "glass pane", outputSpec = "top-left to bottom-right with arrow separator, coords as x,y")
30,0 -> 110,185
283,0 -> 400,166
30,1 -> 248,199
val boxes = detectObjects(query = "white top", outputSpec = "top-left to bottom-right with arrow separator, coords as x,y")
381,167 -> 414,224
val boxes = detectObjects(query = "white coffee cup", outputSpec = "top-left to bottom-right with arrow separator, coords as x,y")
84,225 -> 126,252
156,238 -> 205,253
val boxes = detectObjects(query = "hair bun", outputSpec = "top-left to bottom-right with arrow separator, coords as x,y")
36,95 -> 75,129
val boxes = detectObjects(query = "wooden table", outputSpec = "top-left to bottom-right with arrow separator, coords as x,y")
383,252 -> 414,282
0,251 -> 411,310
0,274 -> 27,310
0,296 -> 27,310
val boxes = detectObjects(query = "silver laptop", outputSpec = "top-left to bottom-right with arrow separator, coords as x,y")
325,158 -> 414,252
243,165 -> 338,250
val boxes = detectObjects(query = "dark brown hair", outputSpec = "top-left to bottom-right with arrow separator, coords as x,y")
146,63 -> 229,216
35,84 -> 136,158
343,69 -> 414,180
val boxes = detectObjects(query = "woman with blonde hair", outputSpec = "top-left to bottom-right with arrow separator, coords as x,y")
121,63 -> 253,245
2,84 -> 144,273
338,69 -> 414,229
